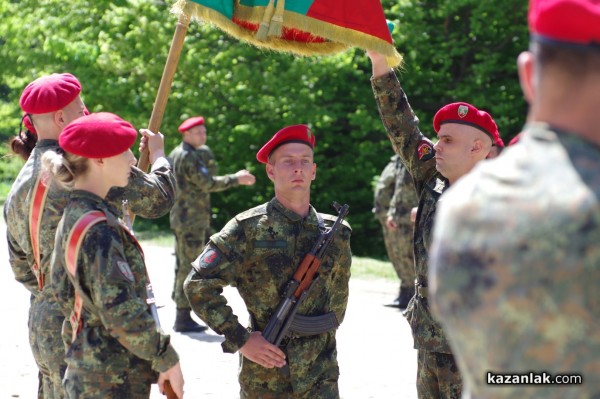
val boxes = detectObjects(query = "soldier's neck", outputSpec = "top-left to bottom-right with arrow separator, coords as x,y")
275,192 -> 310,218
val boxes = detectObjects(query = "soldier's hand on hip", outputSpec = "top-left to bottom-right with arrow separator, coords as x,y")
235,170 -> 257,186
240,331 -> 286,369
139,128 -> 166,164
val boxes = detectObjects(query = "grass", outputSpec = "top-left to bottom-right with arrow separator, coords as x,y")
135,228 -> 396,281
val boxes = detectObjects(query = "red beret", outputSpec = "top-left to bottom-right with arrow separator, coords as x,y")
178,116 -> 205,133
59,112 -> 137,159
529,0 -> 600,47
19,73 -> 81,115
495,137 -> 505,148
433,102 -> 500,143
256,124 -> 315,164
22,113 -> 37,135
509,133 -> 522,146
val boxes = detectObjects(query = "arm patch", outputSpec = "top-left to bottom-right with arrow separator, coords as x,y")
194,245 -> 223,270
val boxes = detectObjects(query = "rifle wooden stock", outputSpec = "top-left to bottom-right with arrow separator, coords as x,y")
163,380 -> 178,399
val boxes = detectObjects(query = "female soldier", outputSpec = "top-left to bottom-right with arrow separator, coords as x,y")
3,73 -> 176,398
45,112 -> 184,398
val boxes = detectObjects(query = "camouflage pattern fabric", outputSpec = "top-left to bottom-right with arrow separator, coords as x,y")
417,350 -> 462,399
168,142 -> 238,231
371,71 -> 462,398
373,154 -> 417,287
430,123 -> 600,399
3,139 -> 175,398
53,190 -> 179,396
172,228 -> 207,308
184,198 -> 352,396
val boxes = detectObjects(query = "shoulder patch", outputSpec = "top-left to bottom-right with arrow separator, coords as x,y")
114,259 -> 135,283
417,140 -> 435,161
236,203 -> 268,221
320,213 -> 352,231
196,245 -> 222,269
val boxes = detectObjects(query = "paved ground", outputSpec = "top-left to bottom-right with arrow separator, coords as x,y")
0,223 -> 417,398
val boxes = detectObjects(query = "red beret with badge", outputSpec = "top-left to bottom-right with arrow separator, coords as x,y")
529,0 -> 600,47
59,112 -> 137,159
19,73 -> 81,115
433,102 -> 500,143
178,116 -> 205,133
256,124 -> 315,164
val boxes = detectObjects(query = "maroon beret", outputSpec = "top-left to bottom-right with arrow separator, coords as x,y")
59,112 -> 137,159
256,124 -> 315,164
433,102 -> 500,143
22,113 -> 37,135
19,73 -> 81,115
178,116 -> 205,133
529,0 -> 600,47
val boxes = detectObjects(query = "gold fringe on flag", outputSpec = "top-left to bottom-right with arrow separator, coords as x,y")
172,0 -> 403,67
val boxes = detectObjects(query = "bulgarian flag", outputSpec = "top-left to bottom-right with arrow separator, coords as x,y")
172,0 -> 402,67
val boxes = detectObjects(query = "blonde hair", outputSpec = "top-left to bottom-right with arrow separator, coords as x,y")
41,149 -> 89,189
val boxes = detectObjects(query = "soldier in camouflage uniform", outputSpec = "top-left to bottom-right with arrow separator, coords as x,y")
184,124 -> 352,398
169,116 -> 255,332
3,74 -> 176,398
367,51 -> 501,399
429,1 -> 600,398
373,154 -> 417,308
47,112 -> 183,398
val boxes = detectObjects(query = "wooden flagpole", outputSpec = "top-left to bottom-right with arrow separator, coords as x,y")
137,10 -> 191,173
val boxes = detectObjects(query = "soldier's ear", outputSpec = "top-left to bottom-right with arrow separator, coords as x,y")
266,163 -> 275,182
517,51 -> 535,104
311,163 -> 316,181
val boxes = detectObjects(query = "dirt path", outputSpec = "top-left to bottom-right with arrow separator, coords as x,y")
0,227 -> 417,398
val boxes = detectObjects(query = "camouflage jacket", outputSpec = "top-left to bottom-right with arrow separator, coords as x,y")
373,154 -> 417,225
430,124 -> 600,398
184,197 -> 352,393
169,142 -> 239,231
372,71 -> 452,353
3,139 -> 175,297
52,190 -> 178,376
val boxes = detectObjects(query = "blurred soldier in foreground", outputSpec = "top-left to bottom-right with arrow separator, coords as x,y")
430,0 -> 600,398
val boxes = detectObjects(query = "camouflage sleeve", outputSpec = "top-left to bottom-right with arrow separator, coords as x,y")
84,225 -> 179,372
184,219 -> 250,353
325,226 -> 352,325
371,71 -> 437,193
183,152 -> 239,194
6,228 -> 38,294
106,157 -> 176,219
49,221 -> 76,320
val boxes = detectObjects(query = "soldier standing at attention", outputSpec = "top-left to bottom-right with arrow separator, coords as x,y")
373,154 -> 417,309
169,115 -> 255,333
429,1 -> 600,398
47,112 -> 184,398
184,125 -> 352,398
367,50 -> 501,399
3,73 -> 176,398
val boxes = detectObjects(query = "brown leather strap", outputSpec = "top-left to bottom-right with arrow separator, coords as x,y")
28,174 -> 49,290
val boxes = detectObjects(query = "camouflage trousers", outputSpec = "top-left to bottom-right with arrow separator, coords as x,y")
417,350 -> 462,399
29,292 -> 67,399
63,369 -> 152,399
172,228 -> 208,309
378,216 -> 415,288
240,377 -> 339,399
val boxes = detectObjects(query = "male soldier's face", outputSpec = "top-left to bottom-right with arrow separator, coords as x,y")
434,123 -> 488,183
266,143 -> 316,195
58,96 -> 86,127
184,124 -> 207,148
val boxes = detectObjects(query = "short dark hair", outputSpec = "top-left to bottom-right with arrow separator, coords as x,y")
533,41 -> 600,77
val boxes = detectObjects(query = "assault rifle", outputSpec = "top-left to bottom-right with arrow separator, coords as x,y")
262,202 -> 349,346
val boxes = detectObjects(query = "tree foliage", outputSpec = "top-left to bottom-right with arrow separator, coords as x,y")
0,0 -> 528,256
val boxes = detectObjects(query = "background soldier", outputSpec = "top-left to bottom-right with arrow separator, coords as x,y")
430,1 -> 600,398
367,50 -> 500,399
3,73 -> 175,398
373,154 -> 417,309
47,112 -> 183,397
184,125 -> 352,398
169,116 -> 255,333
